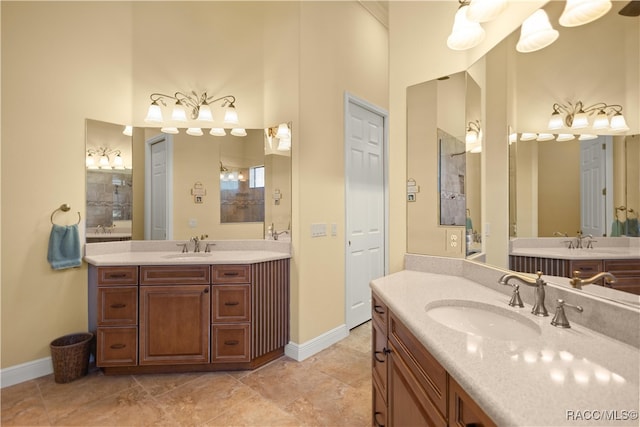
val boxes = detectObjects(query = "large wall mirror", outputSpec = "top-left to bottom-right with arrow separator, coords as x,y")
85,119 -> 292,243
407,2 -> 638,304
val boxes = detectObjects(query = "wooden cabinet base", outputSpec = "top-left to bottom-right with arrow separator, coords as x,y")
100,347 -> 285,375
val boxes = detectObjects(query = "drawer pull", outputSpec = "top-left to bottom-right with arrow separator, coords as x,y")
374,305 -> 385,314
110,303 -> 126,309
224,301 -> 239,306
224,340 -> 239,346
223,272 -> 240,276
110,343 -> 126,349
108,273 -> 128,278
374,411 -> 385,427
374,347 -> 391,363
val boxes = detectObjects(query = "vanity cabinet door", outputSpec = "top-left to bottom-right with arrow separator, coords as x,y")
139,285 -> 210,365
604,259 -> 640,295
569,259 -> 603,280
449,377 -> 496,427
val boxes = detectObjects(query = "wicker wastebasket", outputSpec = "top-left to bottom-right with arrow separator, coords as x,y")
49,332 -> 93,384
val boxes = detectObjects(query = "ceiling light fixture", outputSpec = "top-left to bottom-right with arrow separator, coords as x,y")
516,9 -> 559,53
548,100 -> 629,132
447,0 -> 486,51
144,91 -> 245,137
559,0 -> 612,27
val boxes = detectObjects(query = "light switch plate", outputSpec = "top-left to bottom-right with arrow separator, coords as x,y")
311,223 -> 327,237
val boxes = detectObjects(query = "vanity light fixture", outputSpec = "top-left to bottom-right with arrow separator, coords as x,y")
144,90 -> 246,137
447,1 -> 486,51
536,133 -> 555,141
122,125 -> 133,136
559,0 -> 612,27
555,133 -> 576,141
547,100 -> 629,132
86,147 -> 126,170
265,122 -> 292,151
519,132 -> 538,141
465,120 -> 482,145
516,9 -> 559,53
578,134 -> 598,140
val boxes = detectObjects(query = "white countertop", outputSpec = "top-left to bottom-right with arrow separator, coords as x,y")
84,240 -> 291,266
371,270 -> 640,426
510,237 -> 640,260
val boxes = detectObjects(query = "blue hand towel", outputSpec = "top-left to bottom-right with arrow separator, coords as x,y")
626,218 -> 639,237
47,224 -> 81,270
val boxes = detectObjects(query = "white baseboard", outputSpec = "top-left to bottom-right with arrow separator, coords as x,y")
1,357 -> 53,388
1,326 -> 350,387
285,323 -> 349,361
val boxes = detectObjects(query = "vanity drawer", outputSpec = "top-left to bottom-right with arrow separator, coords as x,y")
212,265 -> 251,284
211,323 -> 250,362
140,265 -> 210,285
97,286 -> 137,326
569,259 -> 603,277
97,266 -> 138,286
389,312 -> 447,417
96,327 -> 138,367
212,285 -> 251,322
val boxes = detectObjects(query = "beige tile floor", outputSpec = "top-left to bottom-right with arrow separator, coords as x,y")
1,322 -> 372,427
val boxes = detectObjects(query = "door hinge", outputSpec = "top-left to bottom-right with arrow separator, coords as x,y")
602,188 -> 606,196
602,143 -> 606,150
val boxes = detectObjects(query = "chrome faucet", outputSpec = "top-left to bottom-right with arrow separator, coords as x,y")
191,236 -> 201,252
570,271 -> 617,289
574,231 -> 594,249
499,271 -> 548,317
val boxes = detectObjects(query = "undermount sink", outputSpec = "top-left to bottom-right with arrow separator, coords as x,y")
162,252 -> 213,260
425,300 -> 541,341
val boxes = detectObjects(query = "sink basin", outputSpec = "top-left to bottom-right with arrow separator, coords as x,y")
162,252 -> 213,260
425,300 -> 541,341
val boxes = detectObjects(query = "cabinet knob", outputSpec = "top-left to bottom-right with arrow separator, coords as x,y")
203,288 -> 209,294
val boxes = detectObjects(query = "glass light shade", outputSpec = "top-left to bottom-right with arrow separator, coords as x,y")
559,0 -> 612,27
113,155 -> 125,170
99,155 -> 110,168
276,123 -> 290,139
224,106 -> 239,125
86,154 -> 96,168
465,130 -> 478,145
186,127 -> 203,136
516,9 -> 559,53
231,128 -> 247,137
592,111 -> 610,129
509,133 -> 517,144
277,136 -> 291,151
519,132 -> 537,141
466,0 -> 508,23
578,134 -> 598,140
548,112 -> 564,130
571,111 -> 589,129
122,125 -> 133,136
447,5 -> 486,51
556,133 -> 575,142
196,104 -> 214,122
144,102 -> 164,124
609,113 -> 629,132
210,128 -> 226,136
171,102 -> 188,122
536,133 -> 555,141
469,144 -> 482,153
238,172 -> 245,181
161,127 -> 179,134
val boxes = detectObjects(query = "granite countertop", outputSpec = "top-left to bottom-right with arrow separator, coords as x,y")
84,240 -> 291,266
371,270 -> 640,426
510,246 -> 640,260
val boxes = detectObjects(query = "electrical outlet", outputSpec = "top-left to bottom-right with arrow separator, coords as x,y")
446,229 -> 462,253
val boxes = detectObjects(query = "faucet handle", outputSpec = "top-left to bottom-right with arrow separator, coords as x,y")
204,243 -> 215,253
177,243 -> 189,253
551,299 -> 583,328
508,283 -> 524,308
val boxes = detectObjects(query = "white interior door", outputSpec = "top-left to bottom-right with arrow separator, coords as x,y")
145,134 -> 173,240
580,136 -> 612,237
345,95 -> 387,330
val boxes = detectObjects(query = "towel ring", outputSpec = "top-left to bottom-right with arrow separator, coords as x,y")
51,204 -> 81,225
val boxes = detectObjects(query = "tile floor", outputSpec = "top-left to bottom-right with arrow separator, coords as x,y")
1,322 -> 372,427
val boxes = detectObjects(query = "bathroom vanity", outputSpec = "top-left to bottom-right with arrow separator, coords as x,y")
85,240 -> 290,375
371,255 -> 640,426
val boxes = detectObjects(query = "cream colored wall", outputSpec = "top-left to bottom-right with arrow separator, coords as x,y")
515,140 -> 539,237
1,2 -> 134,368
295,1 -> 388,342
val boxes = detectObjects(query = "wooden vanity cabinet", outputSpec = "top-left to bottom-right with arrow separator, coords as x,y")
603,259 -> 640,294
139,265 -> 211,365
211,265 -> 251,363
371,292 -> 496,427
